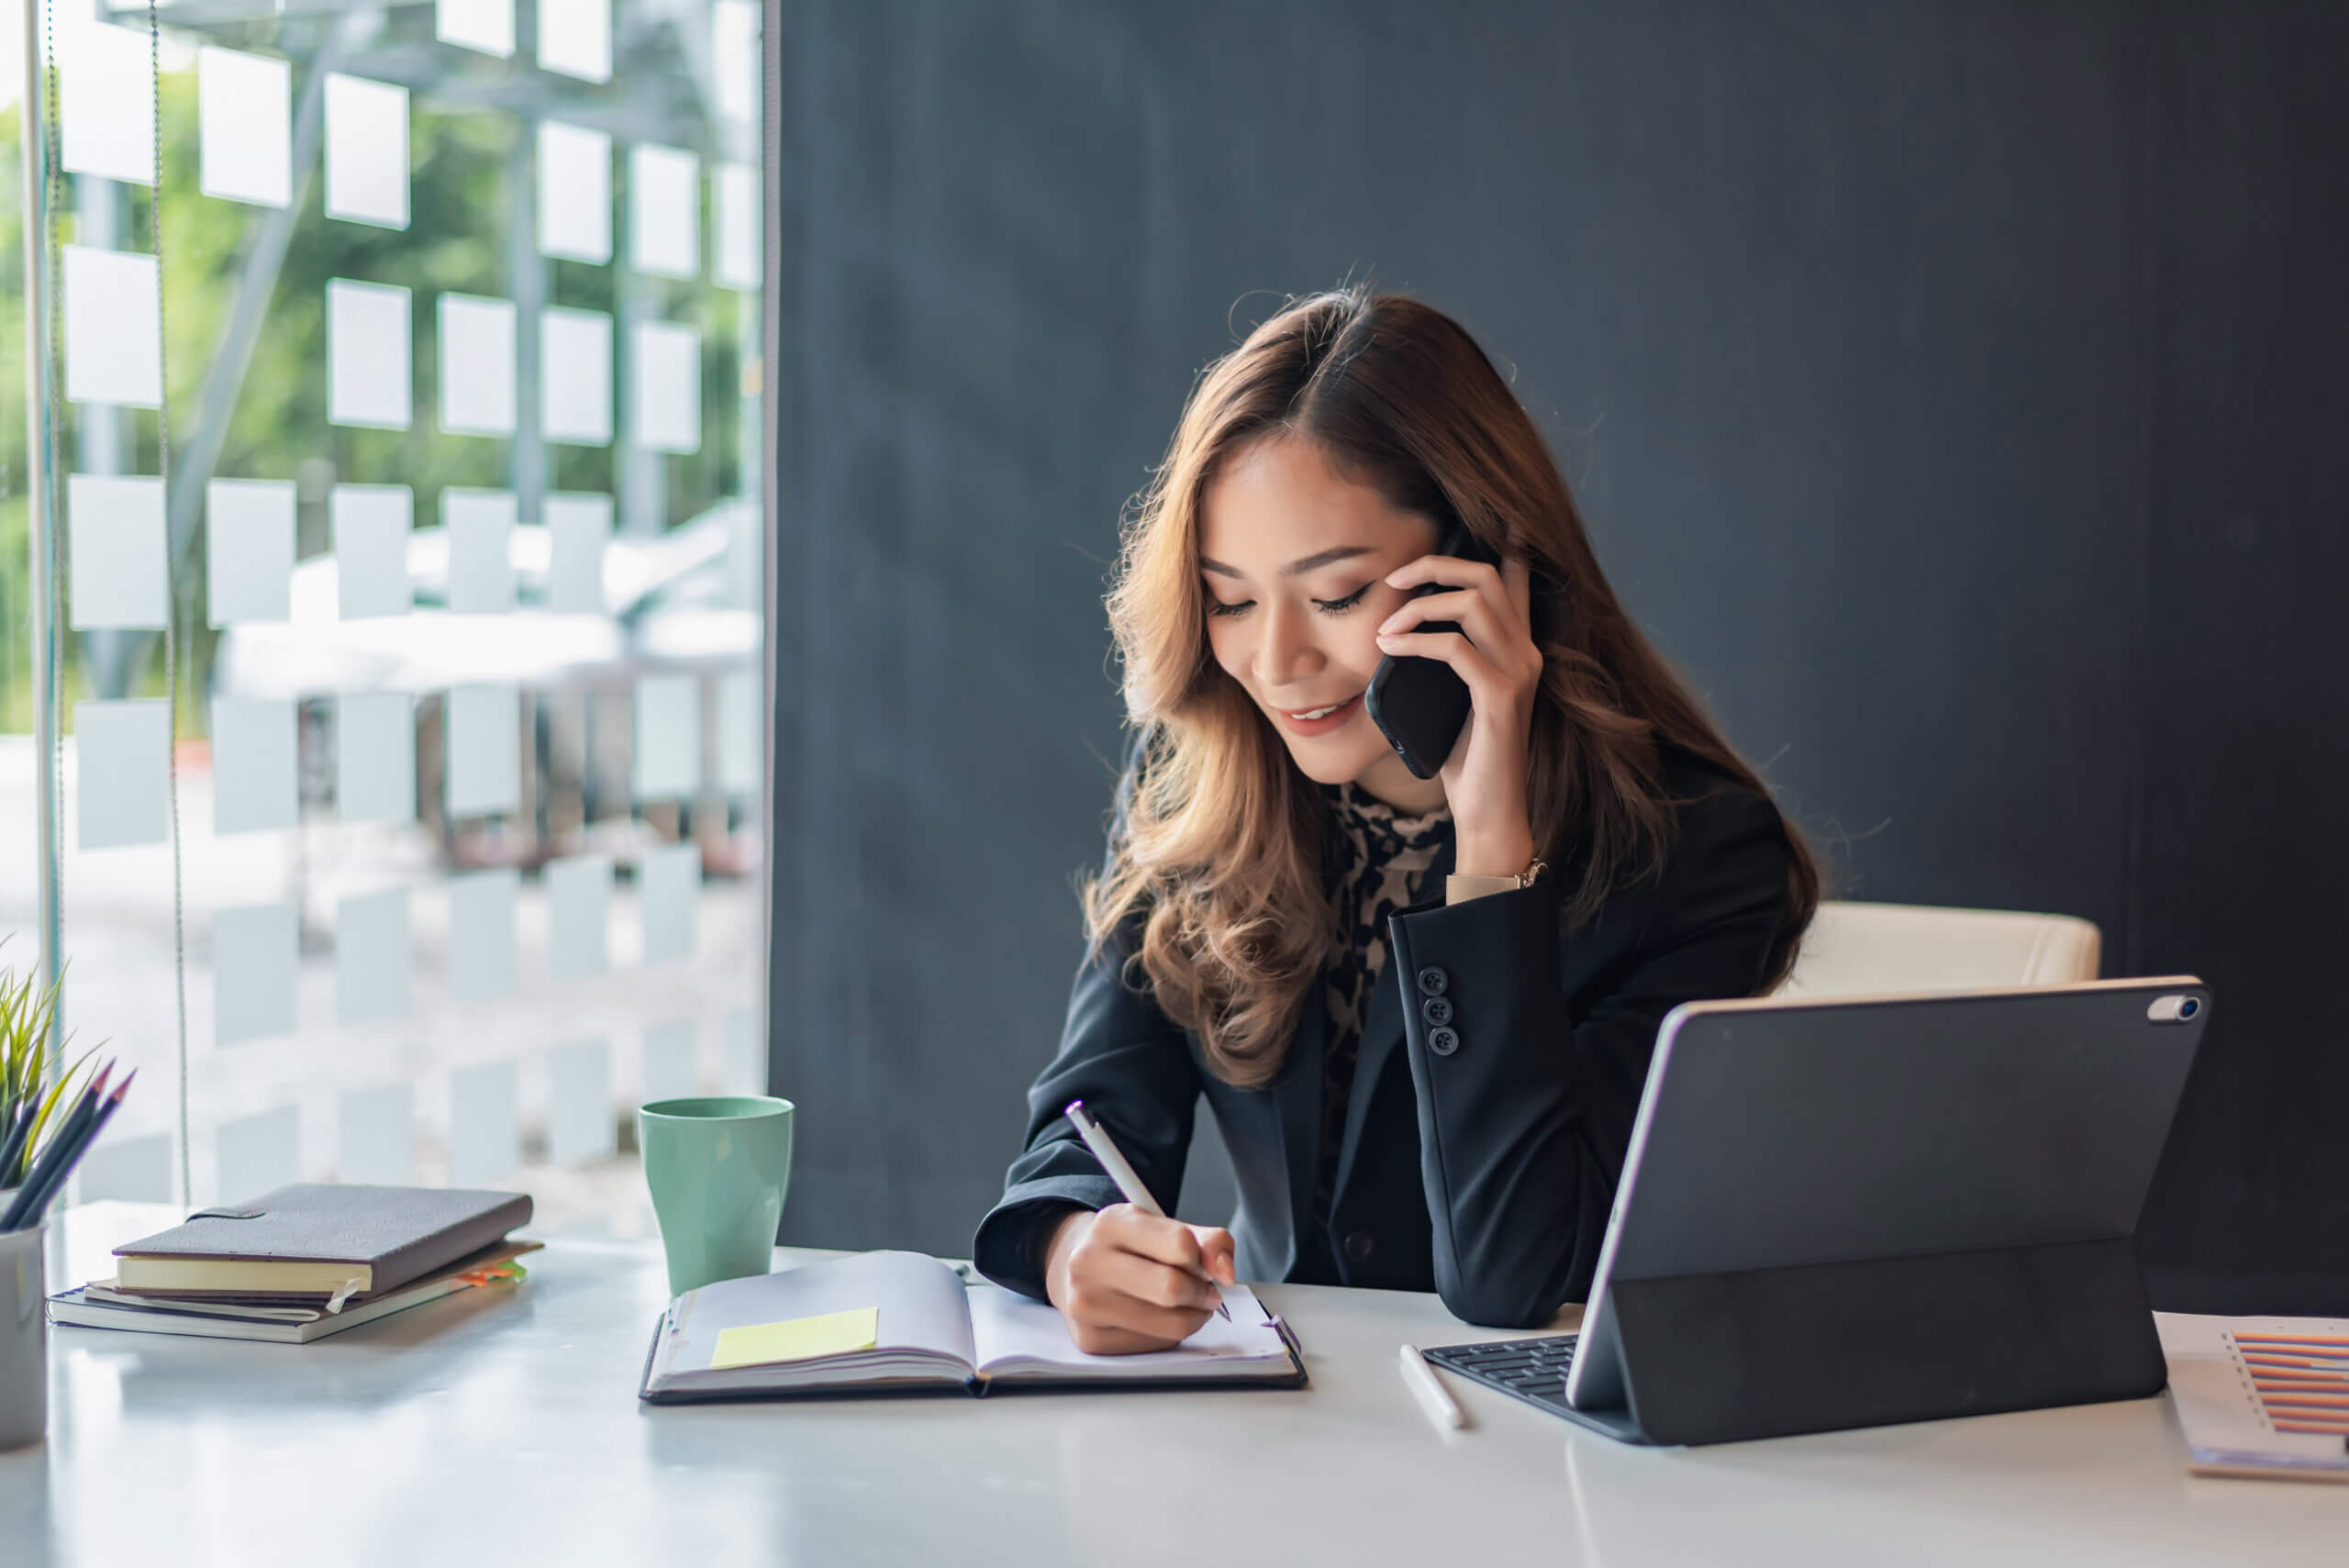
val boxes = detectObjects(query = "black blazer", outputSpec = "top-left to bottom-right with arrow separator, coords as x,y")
972,748 -> 1801,1329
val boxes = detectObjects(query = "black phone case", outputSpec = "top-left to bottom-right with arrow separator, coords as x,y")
1364,522 -> 1495,779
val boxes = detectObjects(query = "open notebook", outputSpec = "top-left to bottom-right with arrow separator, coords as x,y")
638,1250 -> 1305,1403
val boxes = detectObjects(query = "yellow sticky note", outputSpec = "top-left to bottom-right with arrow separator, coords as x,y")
708,1307 -> 880,1371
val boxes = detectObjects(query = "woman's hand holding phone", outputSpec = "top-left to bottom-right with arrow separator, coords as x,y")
1375,551 -> 1542,876
1042,1205 -> 1238,1355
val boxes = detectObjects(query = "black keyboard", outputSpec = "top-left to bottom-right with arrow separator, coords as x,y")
1422,1334 -> 1581,1420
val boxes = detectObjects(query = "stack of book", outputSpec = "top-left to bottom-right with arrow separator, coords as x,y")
49,1183 -> 539,1343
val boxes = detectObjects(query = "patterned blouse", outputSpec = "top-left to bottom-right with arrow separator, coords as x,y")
1310,782 -> 1453,1237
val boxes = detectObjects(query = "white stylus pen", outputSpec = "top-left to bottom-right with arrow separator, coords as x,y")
1399,1343 -> 1466,1432
1063,1099 -> 1230,1319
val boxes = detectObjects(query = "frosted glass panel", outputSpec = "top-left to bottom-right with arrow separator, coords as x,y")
76,1131 -> 174,1203
716,163 -> 761,290
639,843 -> 697,964
338,691 -> 417,826
211,697 -> 299,836
332,484 -> 413,619
718,669 -> 760,796
546,494 -> 611,614
445,684 -> 520,817
61,24 -> 153,185
549,1040 -> 616,1163
451,1062 -> 520,1186
206,479 -> 296,626
547,855 -> 613,980
63,246 -> 163,408
217,1106 -> 300,1204
328,279 -> 413,429
448,868 -> 520,1002
339,1084 -> 417,1185
444,488 -> 518,614
437,0 -> 515,58
338,887 -> 415,1026
539,0 -> 612,83
439,294 -> 518,437
629,144 -> 700,279
713,0 -> 762,128
68,474 -> 166,630
631,321 -> 701,453
74,700 -> 171,851
213,900 -> 298,1046
323,73 -> 409,229
538,121 -> 612,263
727,503 -> 760,609
197,45 -> 291,207
632,673 -> 699,802
541,307 -> 613,445
726,1008 -> 764,1095
641,1020 -> 696,1104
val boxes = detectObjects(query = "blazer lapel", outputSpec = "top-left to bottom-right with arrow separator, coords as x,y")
1332,828 -> 1456,1203
1270,978 -> 1327,1271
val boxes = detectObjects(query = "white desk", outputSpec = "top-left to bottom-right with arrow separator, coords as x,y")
4,1204 -> 2342,1566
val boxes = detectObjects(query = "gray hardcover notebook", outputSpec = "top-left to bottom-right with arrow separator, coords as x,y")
50,1241 -> 540,1343
113,1184 -> 533,1301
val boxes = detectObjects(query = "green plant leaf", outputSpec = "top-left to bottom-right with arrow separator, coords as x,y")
16,1045 -> 100,1183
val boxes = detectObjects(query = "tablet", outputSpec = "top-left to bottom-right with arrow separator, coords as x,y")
1550,977 -> 2207,1444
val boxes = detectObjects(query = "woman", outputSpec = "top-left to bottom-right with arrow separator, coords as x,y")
973,285 -> 1819,1350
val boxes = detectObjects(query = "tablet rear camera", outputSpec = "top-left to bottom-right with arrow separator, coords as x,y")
2147,994 -> 2202,1023
2178,996 -> 2199,1019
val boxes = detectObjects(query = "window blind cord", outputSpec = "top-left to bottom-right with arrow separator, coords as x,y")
36,0 -> 65,1088
145,0 -> 194,1207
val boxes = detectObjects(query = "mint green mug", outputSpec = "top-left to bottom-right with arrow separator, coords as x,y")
638,1095 -> 795,1297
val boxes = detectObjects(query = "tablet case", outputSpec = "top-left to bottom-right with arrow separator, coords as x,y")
1581,1235 -> 2165,1445
1556,980 -> 2207,1447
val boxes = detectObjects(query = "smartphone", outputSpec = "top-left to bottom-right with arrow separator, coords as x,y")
1364,519 -> 1500,780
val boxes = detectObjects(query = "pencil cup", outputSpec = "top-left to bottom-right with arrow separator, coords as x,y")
638,1096 -> 795,1298
0,1216 -> 45,1451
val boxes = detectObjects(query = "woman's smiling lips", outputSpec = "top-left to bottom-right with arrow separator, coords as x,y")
1275,691 -> 1364,737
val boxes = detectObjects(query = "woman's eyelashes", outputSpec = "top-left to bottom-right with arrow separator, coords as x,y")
1203,583 -> 1375,619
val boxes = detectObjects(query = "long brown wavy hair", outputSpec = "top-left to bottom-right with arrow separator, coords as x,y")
1088,285 -> 1818,1088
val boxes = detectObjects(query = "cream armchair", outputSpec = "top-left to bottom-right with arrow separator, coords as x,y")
1774,900 -> 2102,998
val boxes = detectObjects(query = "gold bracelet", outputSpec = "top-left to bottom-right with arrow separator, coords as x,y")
1444,857 -> 1547,905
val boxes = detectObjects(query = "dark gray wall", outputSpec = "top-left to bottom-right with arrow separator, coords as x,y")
763,0 -> 2349,1308
2132,5 -> 2349,1310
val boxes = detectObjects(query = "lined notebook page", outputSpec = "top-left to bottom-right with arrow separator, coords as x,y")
969,1280 -> 1291,1380
660,1251 -> 977,1389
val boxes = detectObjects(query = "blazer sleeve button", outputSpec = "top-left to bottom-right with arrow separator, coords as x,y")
1427,1026 -> 1460,1056
1420,995 -> 1453,1027
1417,965 -> 1449,997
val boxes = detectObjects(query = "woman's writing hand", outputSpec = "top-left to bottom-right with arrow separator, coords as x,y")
1375,551 -> 1542,875
1042,1205 -> 1238,1355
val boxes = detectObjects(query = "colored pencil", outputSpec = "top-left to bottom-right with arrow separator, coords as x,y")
17,1071 -> 132,1230
7,1066 -> 106,1203
0,1101 -> 33,1189
1,1064 -> 115,1230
